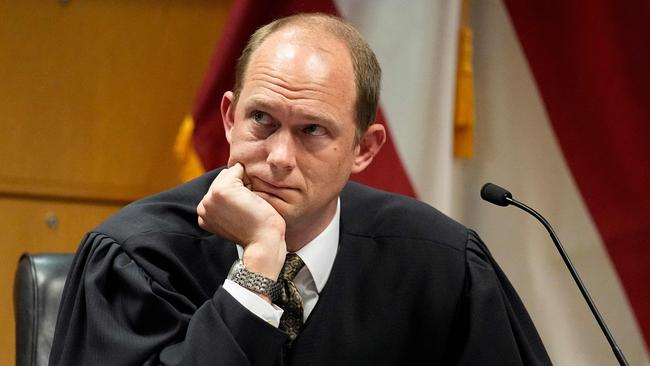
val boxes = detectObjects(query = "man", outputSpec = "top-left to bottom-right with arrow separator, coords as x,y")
50,13 -> 552,365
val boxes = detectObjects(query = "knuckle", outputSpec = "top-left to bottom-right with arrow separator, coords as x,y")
208,187 -> 227,202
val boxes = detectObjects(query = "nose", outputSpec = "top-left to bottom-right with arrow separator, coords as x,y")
266,129 -> 296,172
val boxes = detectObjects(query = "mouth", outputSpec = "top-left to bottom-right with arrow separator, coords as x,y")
250,176 -> 298,200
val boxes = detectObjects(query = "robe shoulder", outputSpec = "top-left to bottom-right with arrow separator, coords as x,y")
95,168 -> 222,244
339,182 -> 552,365
340,181 -> 469,250
84,168 -> 233,297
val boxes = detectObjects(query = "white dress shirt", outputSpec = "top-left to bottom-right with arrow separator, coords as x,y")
223,199 -> 340,327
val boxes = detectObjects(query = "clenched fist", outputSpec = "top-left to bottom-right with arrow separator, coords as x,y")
197,163 -> 287,280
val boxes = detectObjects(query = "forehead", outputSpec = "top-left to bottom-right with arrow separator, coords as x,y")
241,27 -> 356,110
254,25 -> 352,68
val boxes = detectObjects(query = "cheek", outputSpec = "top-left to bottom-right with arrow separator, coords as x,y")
228,135 -> 266,164
306,147 -> 353,184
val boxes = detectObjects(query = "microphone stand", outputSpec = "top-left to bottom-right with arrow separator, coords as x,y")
506,196 -> 629,366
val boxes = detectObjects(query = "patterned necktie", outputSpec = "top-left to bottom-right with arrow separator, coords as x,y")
276,253 -> 305,341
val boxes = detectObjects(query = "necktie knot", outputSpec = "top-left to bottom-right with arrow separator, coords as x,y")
279,253 -> 305,281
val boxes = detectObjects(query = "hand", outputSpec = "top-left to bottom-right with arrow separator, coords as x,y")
197,163 -> 287,280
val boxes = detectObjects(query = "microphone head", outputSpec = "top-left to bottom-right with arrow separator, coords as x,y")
480,183 -> 513,207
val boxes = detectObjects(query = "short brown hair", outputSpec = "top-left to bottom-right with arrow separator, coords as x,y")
233,13 -> 381,139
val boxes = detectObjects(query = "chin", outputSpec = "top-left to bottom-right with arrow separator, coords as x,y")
255,191 -> 294,216
271,201 -> 305,226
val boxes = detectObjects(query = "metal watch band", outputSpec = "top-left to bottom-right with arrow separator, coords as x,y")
227,260 -> 282,302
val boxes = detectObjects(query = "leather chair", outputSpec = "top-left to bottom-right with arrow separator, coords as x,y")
14,253 -> 74,366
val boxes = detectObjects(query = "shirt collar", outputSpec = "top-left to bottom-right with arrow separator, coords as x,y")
295,198 -> 340,293
236,198 -> 340,293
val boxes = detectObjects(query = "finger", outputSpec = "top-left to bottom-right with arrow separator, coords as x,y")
228,163 -> 254,189
227,162 -> 244,177
197,216 -> 207,230
208,166 -> 238,193
218,163 -> 246,187
198,216 -> 215,233
241,167 -> 252,187
196,200 -> 206,218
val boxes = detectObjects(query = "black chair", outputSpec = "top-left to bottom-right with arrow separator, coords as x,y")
14,253 -> 74,366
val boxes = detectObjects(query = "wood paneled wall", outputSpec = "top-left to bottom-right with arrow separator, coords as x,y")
0,1 -> 233,364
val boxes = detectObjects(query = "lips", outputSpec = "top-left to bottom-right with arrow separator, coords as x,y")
250,176 -> 298,200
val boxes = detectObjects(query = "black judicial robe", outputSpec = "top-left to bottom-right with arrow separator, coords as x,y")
50,168 -> 552,366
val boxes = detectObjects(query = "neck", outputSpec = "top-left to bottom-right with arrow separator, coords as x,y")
284,199 -> 338,252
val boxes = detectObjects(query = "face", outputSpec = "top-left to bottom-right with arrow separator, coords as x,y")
221,27 -> 383,240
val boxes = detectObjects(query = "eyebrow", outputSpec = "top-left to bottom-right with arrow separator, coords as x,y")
246,97 -> 339,128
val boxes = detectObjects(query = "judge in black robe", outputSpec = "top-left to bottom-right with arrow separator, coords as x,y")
49,168 -> 552,366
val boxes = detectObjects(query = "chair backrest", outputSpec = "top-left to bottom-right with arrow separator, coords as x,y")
14,253 -> 74,366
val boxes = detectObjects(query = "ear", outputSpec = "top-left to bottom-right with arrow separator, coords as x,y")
351,123 -> 386,174
221,91 -> 236,144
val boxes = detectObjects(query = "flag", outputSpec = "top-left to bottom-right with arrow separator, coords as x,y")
174,0 -> 650,364
450,0 -> 649,364
453,0 -> 475,158
502,0 -> 650,360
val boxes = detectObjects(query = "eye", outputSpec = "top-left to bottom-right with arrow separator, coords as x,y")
303,124 -> 327,136
251,111 -> 273,126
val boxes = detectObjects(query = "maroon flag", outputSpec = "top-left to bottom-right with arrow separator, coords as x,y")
505,0 -> 650,349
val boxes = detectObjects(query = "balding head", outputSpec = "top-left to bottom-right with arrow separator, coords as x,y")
233,13 -> 382,140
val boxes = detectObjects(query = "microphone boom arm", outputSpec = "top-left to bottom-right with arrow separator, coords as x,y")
507,196 -> 629,366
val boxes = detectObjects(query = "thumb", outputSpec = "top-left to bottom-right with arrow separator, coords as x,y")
221,162 -> 245,185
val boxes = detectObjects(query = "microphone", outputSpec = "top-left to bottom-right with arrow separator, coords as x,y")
480,183 -> 629,366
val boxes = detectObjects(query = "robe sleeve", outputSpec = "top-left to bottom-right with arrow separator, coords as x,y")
450,230 -> 553,365
49,232 -> 288,366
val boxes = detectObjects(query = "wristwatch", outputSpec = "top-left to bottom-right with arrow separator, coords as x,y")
227,259 -> 282,302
